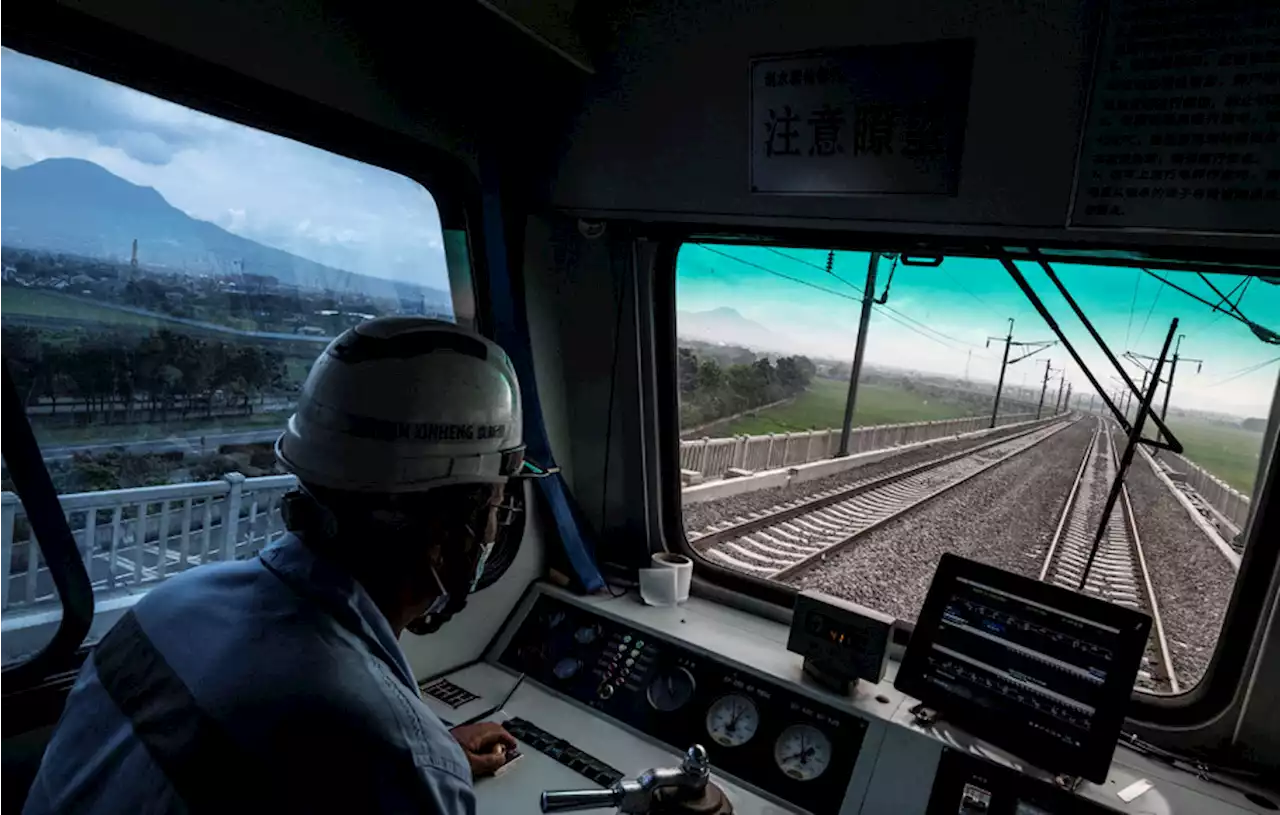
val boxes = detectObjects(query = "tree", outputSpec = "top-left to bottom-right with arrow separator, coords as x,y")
678,347 -> 699,395
1,327 -> 42,405
696,359 -> 724,392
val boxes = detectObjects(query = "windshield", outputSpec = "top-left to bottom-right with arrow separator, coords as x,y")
676,244 -> 1278,694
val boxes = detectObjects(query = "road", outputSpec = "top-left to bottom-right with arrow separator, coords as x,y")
25,396 -> 295,417
39,428 -> 282,461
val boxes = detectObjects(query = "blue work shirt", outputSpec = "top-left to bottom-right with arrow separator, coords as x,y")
24,534 -> 475,814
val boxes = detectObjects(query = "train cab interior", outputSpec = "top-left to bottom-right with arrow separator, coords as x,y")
2,0 -> 1279,813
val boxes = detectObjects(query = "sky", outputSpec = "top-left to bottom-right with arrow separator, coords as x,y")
677,244 -> 1280,419
0,48 -> 450,291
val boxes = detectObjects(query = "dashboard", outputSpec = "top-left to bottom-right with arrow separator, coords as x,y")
498,594 -> 866,814
416,583 -> 1272,815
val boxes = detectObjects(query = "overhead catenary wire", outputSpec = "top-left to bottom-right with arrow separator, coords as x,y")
1123,269 -> 1142,349
1197,273 -> 1249,321
694,244 -> 992,357
717,245 -> 991,353
1204,276 -> 1247,320
940,264 -> 999,313
1207,356 -> 1280,387
1142,268 -> 1278,344
1135,284 -> 1163,345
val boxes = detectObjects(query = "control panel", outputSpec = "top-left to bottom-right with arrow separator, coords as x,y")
926,750 -> 1122,814
499,595 -> 867,815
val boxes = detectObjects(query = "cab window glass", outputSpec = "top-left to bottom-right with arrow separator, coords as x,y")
0,49 -> 464,665
676,243 -> 1277,694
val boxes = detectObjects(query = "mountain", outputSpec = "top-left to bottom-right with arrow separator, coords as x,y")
0,158 -> 449,304
677,307 -> 780,351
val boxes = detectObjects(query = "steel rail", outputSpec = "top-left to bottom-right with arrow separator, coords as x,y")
743,419 -> 1079,581
690,417 -> 1067,550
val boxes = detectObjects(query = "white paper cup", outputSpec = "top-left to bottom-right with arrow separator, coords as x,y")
638,567 -> 679,607
651,552 -> 693,603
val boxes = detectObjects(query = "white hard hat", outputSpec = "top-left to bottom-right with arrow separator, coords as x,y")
276,317 -> 524,493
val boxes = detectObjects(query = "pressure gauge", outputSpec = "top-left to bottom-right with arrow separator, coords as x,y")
646,667 -> 696,712
773,724 -> 832,781
705,694 -> 760,747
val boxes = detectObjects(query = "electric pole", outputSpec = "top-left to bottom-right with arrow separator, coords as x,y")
987,319 -> 1014,429
1053,371 -> 1066,414
964,349 -> 972,383
1088,392 -> 1096,414
1063,384 -> 1073,415
1128,337 -> 1202,443
838,253 -> 879,456
987,320 -> 1056,428
1036,358 -> 1057,420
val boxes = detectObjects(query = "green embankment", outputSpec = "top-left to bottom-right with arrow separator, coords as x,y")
1165,419 -> 1265,494
718,378 -> 980,436
718,379 -> 1266,493
3,287 -> 169,327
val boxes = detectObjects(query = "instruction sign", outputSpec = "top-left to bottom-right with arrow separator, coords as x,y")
750,40 -> 974,196
1071,0 -> 1280,232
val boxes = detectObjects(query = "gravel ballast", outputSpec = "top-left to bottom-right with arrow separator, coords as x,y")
785,420 -> 1095,623
682,420 -> 1057,533
1116,431 -> 1238,689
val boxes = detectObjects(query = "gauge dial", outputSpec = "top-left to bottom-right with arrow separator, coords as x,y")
553,657 -> 582,680
574,624 -> 601,645
646,667 -> 696,712
705,694 -> 760,747
774,724 -> 832,781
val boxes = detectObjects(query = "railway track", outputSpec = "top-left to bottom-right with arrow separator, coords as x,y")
1039,418 -> 1178,694
689,417 -> 1076,580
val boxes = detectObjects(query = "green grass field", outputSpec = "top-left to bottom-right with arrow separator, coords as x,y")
3,287 -> 170,327
714,378 -> 1266,493
1164,418 -> 1265,494
34,410 -> 295,447
717,378 -> 981,436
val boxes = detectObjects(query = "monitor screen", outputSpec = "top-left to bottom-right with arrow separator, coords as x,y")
895,554 -> 1151,783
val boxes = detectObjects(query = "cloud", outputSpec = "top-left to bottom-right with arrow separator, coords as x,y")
1,49 -> 221,165
1,47 -> 449,291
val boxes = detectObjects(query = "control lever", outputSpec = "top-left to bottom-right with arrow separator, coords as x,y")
541,745 -> 717,814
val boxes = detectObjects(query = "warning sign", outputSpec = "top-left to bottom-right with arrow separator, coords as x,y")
1071,0 -> 1280,232
750,40 -> 974,196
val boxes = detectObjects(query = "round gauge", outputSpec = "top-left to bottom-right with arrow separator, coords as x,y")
773,724 -> 832,782
705,694 -> 760,748
553,657 -> 582,680
646,667 -> 696,712
574,625 -> 601,645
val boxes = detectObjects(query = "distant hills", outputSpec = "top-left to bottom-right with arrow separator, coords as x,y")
1,158 -> 449,305
677,307 -> 778,350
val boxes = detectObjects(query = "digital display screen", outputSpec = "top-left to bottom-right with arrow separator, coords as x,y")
807,610 -> 861,648
897,554 -> 1151,783
787,590 -> 892,684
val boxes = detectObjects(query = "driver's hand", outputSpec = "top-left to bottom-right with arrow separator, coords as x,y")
450,722 -> 518,778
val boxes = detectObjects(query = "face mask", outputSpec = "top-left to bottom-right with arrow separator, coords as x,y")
422,537 -> 496,618
424,563 -> 452,617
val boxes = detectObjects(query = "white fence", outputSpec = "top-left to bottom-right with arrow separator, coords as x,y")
0,411 -> 1043,615
2,472 -> 297,612
678,413 -> 1038,482
1158,451 -> 1252,531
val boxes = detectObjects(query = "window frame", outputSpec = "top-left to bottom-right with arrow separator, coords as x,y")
0,7 -> 491,691
654,231 -> 1280,729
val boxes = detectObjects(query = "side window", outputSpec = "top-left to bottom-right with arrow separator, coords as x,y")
675,244 -> 1278,695
0,48 -> 469,665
